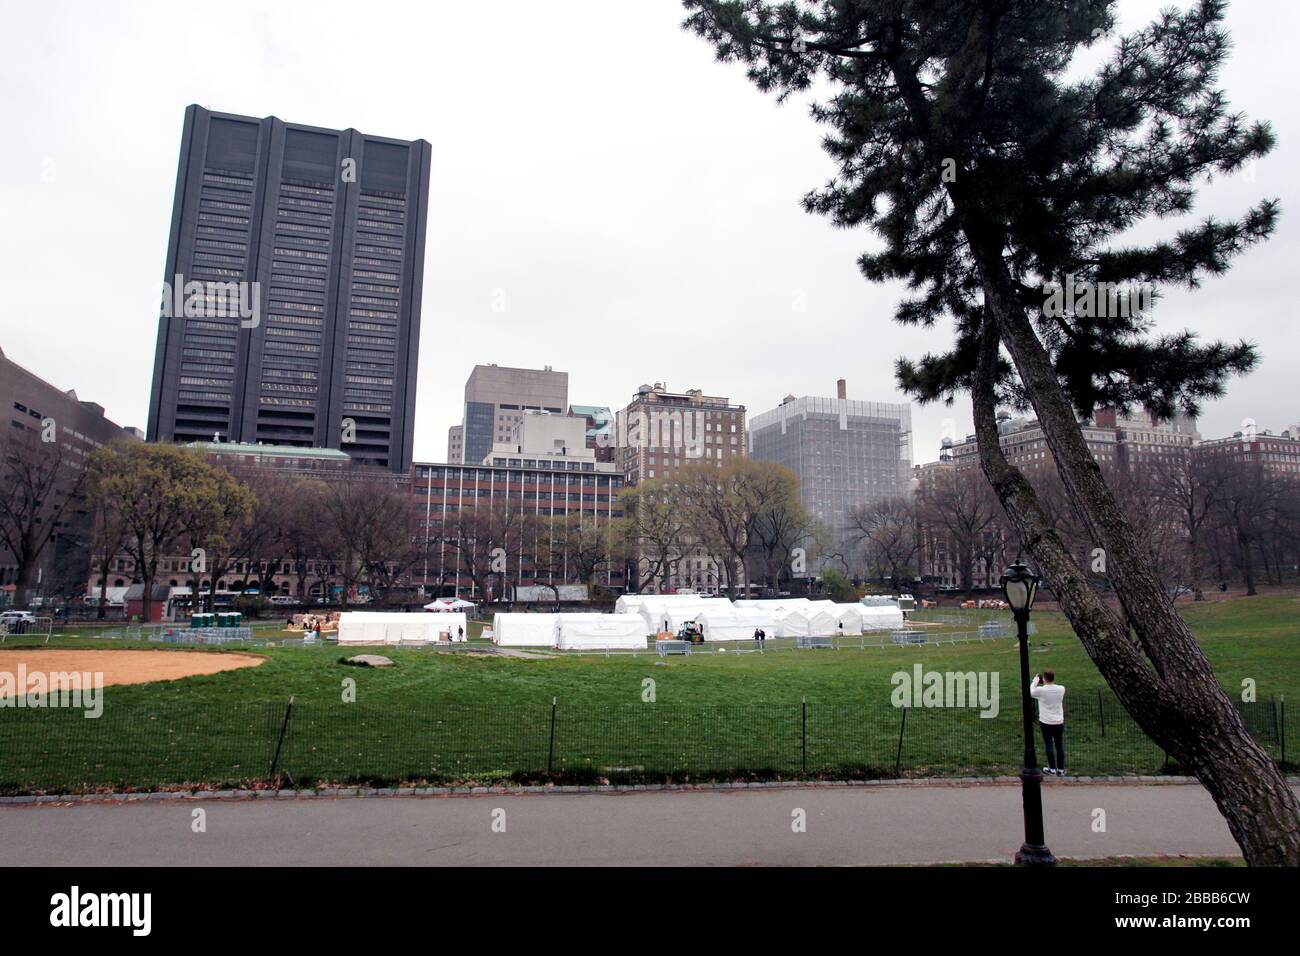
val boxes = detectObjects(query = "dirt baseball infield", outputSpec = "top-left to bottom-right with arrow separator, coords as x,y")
0,649 -> 264,697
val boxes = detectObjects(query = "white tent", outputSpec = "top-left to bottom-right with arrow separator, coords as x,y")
738,597 -> 812,611
859,604 -> 905,630
658,604 -> 718,634
807,603 -> 864,636
806,603 -> 839,636
492,612 -> 558,647
832,604 -> 864,634
697,607 -> 778,642
553,613 -> 647,650
767,604 -> 810,638
425,597 -> 475,611
337,611 -> 468,646
614,595 -> 644,616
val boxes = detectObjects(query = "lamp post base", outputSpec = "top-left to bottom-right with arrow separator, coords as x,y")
1015,843 -> 1058,867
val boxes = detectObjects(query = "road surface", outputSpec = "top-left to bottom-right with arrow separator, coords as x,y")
0,782 -> 1258,866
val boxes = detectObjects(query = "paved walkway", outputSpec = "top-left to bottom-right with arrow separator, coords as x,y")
1,781 -> 1271,865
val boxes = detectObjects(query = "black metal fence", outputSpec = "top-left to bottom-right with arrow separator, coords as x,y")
0,693 -> 1290,794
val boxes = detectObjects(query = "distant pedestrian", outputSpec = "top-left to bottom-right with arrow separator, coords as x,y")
457,625 -> 464,642
1030,670 -> 1066,776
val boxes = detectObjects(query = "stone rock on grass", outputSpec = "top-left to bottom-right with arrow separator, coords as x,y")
340,654 -> 395,668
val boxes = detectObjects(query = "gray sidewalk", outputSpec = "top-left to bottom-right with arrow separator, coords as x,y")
2,780 -> 1273,866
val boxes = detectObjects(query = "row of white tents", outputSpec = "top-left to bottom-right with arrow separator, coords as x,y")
493,613 -> 647,650
489,595 -> 906,647
612,594 -> 903,639
336,594 -> 907,649
337,612 -> 469,646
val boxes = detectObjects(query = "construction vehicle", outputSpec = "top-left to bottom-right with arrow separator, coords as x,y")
676,619 -> 704,644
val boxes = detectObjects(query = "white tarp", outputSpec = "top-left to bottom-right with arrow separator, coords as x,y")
554,613 -> 647,650
697,607 -> 778,642
492,612 -> 558,647
338,611 -> 467,646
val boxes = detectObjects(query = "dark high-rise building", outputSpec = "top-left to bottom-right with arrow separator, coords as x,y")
146,105 -> 431,472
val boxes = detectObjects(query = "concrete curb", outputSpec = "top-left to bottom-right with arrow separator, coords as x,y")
5,774 -> 1295,805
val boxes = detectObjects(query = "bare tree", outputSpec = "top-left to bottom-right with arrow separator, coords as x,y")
1210,459 -> 1284,597
438,500 -> 527,602
746,492 -> 817,591
0,424 -> 92,609
616,477 -> 688,592
90,442 -> 216,622
917,467 -> 1002,590
679,459 -> 801,597
848,495 -> 919,587
279,480 -> 334,603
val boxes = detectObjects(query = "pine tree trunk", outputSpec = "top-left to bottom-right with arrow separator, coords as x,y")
971,286 -> 1300,865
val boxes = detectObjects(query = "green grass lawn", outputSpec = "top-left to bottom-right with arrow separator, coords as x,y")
1,595 -> 1295,792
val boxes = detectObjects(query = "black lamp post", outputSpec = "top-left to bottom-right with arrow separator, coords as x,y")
1001,561 -> 1057,867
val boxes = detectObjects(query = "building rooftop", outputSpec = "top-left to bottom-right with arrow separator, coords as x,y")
186,441 -> 352,461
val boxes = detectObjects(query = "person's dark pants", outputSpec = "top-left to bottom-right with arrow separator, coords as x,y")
1040,721 -> 1065,771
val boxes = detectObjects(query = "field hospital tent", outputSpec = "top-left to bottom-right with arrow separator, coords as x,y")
553,613 -> 647,650
631,597 -> 729,635
492,613 -> 558,647
614,595 -> 644,616
858,599 -> 905,631
764,604 -> 809,638
653,603 -> 720,634
728,598 -> 813,637
614,593 -> 709,616
833,604 -> 865,633
338,611 -> 467,646
806,603 -> 864,636
697,607 -> 779,642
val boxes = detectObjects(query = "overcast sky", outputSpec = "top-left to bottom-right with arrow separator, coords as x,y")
2,0 -> 1296,464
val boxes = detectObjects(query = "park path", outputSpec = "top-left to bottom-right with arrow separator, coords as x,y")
0,781 -> 1270,865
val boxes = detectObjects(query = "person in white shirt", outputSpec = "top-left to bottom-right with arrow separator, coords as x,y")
1030,670 -> 1066,776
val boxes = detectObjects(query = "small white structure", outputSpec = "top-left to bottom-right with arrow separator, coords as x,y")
424,597 -> 475,612
492,612 -> 558,647
338,611 -> 468,646
697,607 -> 778,642
553,613 -> 647,650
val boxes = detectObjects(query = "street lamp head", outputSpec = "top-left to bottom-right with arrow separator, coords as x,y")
1001,561 -> 1039,613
